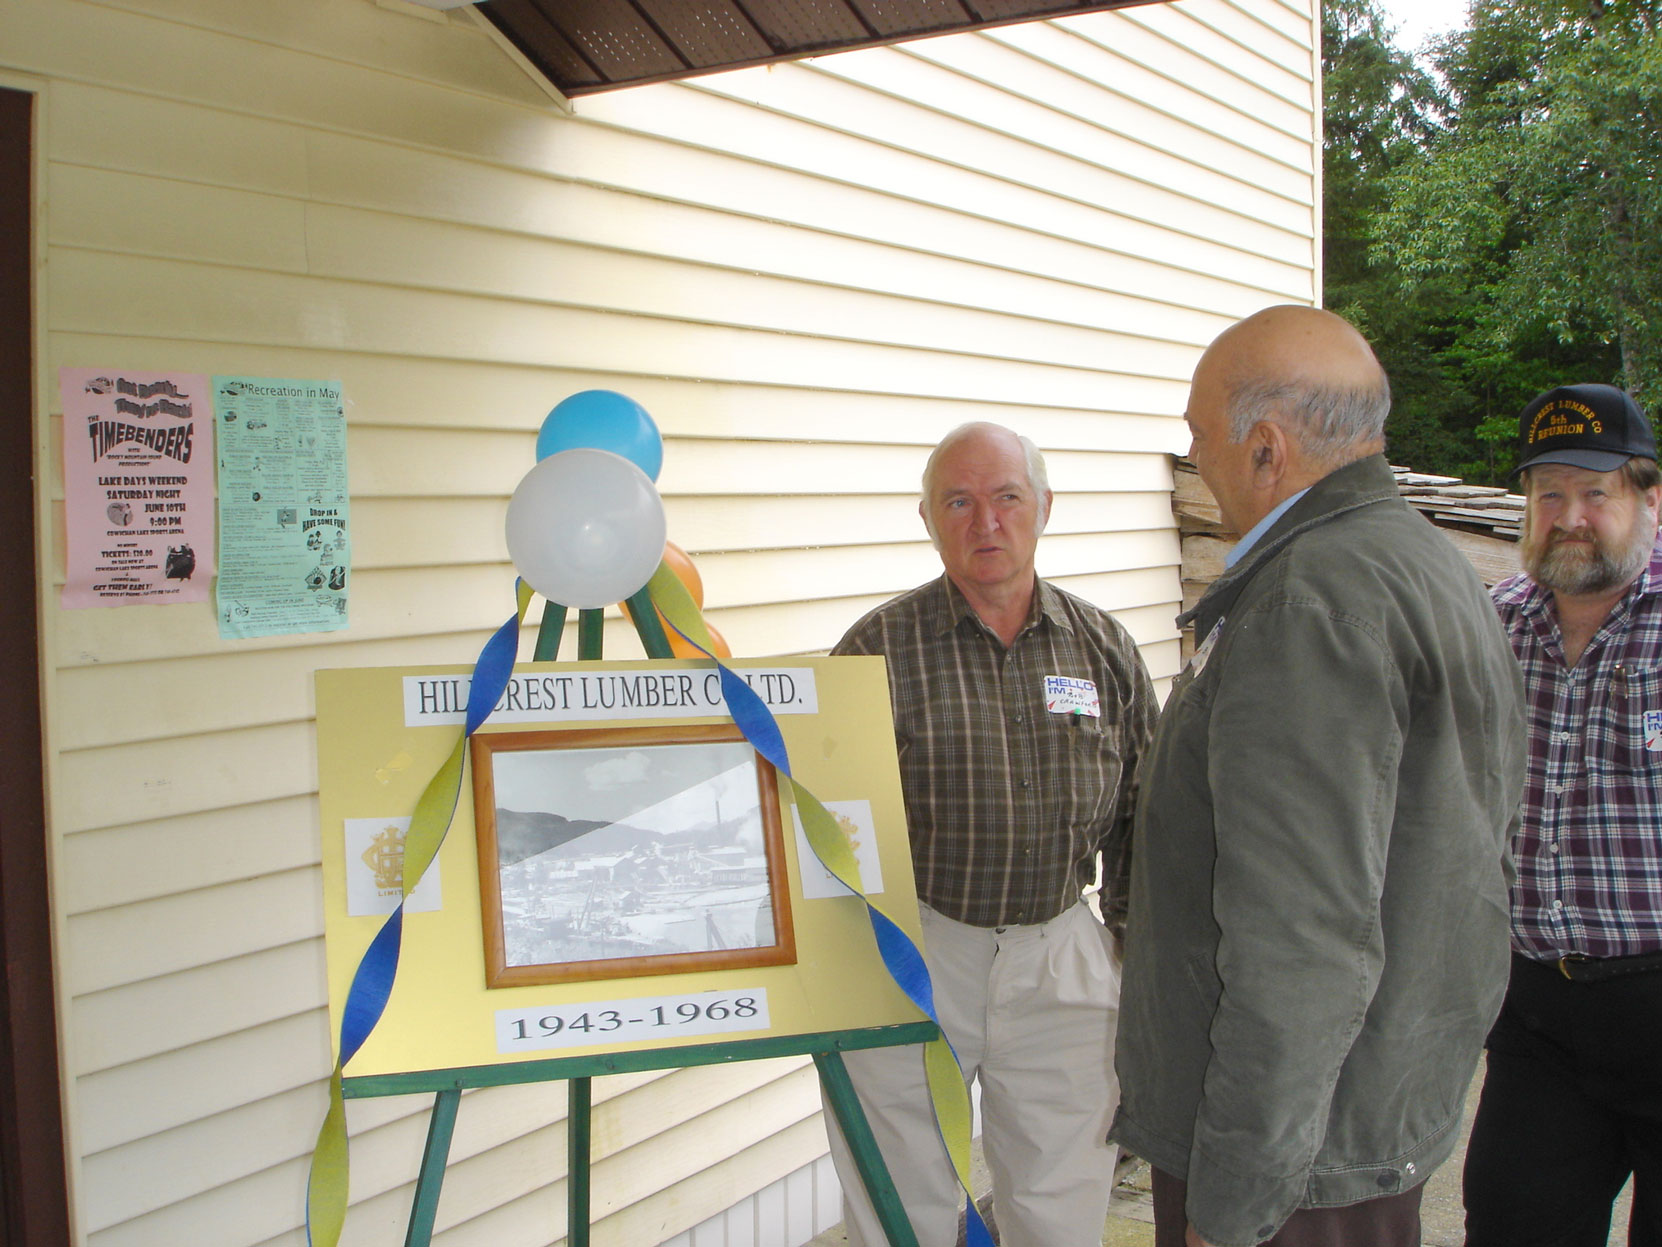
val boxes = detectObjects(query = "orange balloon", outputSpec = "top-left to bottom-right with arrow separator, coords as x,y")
656,617 -> 730,659
662,540 -> 704,609
621,542 -> 725,657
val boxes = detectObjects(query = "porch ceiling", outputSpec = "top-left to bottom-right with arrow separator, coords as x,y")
473,0 -> 1175,97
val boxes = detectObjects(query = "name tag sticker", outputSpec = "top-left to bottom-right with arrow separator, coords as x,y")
1645,709 -> 1662,753
1189,617 -> 1224,680
1044,675 -> 1100,718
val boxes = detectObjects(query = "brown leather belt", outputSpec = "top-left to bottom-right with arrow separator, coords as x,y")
1555,950 -> 1662,983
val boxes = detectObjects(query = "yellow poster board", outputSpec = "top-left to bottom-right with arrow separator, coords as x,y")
315,656 -> 925,1079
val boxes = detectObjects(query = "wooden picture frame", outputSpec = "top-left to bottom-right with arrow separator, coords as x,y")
470,724 -> 797,988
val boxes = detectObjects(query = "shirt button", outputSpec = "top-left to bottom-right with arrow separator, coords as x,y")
1550,842 -> 1560,854
1019,779 -> 1031,789
1558,732 -> 1575,744
1013,713 -> 1024,724
1552,900 -> 1564,911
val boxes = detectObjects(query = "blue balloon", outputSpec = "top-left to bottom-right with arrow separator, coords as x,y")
536,390 -> 663,480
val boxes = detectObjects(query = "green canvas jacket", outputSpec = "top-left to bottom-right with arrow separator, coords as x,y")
1111,454 -> 1525,1247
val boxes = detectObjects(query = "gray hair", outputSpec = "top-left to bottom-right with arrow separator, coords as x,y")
921,422 -> 1050,501
1226,376 -> 1392,462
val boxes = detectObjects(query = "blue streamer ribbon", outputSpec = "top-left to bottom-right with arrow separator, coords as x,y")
661,612 -> 993,1247
307,582 -> 533,1247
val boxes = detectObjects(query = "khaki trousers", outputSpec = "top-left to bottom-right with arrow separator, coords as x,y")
825,901 -> 1120,1247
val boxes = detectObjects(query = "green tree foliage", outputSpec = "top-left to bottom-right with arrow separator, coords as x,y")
1365,0 -> 1659,478
1321,0 -> 1492,478
1323,0 -> 1442,302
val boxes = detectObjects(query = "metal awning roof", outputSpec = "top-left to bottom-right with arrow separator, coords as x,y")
471,0 -> 1172,97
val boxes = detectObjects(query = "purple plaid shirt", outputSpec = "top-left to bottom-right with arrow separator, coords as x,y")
1492,536 -> 1662,960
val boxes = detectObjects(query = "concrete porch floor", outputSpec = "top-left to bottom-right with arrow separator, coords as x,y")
811,1060 -> 1634,1247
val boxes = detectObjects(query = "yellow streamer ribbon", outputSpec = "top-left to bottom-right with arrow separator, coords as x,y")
650,563 -> 983,1215
306,581 -> 534,1247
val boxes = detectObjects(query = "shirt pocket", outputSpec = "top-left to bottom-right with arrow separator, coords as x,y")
1048,708 -> 1116,761
1604,665 -> 1662,773
1045,712 -> 1121,825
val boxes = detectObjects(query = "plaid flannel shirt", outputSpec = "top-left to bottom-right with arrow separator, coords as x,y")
832,575 -> 1156,931
1492,537 -> 1662,960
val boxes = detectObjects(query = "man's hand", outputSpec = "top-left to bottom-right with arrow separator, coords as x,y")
1185,1224 -> 1216,1247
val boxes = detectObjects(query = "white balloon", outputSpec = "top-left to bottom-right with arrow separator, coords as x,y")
504,448 -> 667,609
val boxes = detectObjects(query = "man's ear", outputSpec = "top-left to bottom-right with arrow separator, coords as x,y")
1249,420 -> 1289,485
1038,489 -> 1053,534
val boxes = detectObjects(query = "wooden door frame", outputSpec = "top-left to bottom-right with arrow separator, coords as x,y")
0,83 -> 73,1247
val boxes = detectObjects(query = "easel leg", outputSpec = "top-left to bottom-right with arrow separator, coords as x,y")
624,585 -> 674,659
814,1052 -> 920,1247
578,609 -> 604,660
405,1088 -> 461,1247
532,601 -> 567,662
568,1076 -> 592,1247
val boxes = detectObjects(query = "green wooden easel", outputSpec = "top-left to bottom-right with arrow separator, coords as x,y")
341,595 -> 929,1247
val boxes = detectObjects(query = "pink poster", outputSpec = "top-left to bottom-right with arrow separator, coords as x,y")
60,368 -> 215,608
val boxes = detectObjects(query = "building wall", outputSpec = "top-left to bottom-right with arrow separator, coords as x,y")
0,0 -> 1318,1241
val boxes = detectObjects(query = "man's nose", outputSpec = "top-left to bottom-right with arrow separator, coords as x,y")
1555,510 -> 1595,538
1558,499 -> 1591,530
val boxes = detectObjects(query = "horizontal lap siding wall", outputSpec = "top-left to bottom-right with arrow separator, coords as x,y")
2,0 -> 1316,1241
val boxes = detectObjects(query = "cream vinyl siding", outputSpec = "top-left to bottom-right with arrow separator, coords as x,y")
4,0 -> 1318,1241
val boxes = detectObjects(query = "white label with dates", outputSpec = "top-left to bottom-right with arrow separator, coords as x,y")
495,988 -> 771,1054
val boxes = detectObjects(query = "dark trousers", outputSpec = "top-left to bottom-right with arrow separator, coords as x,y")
1464,952 -> 1662,1247
1151,1166 -> 1422,1247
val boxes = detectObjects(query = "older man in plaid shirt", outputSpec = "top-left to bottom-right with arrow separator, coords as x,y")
1466,383 -> 1662,1247
823,421 -> 1156,1247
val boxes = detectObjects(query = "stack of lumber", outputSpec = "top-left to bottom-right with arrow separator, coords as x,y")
1171,459 -> 1525,660
1393,469 -> 1525,587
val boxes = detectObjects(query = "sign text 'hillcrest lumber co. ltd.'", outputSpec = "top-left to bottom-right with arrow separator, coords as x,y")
402,667 -> 819,727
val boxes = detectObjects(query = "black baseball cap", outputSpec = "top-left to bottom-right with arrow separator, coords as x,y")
1516,383 -> 1658,474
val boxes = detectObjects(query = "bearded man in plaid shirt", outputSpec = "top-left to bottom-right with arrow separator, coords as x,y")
1466,384 -> 1662,1247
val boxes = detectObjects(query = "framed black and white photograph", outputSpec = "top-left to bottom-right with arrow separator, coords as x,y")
470,724 -> 797,988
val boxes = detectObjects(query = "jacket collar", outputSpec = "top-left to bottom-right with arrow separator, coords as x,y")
1182,454 -> 1401,636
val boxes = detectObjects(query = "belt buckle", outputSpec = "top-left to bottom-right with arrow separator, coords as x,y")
1558,954 -> 1589,981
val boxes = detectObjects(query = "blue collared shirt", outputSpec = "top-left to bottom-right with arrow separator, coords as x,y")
1225,489 -> 1310,569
